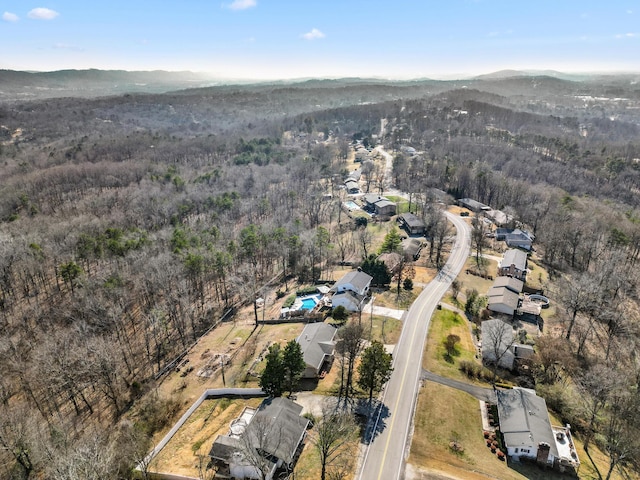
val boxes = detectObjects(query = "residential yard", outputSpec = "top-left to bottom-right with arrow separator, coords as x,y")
450,257 -> 497,304
369,315 -> 402,345
408,280 -> 626,480
422,309 -> 478,381
375,286 -> 422,309
150,397 -> 264,477
385,195 -> 411,213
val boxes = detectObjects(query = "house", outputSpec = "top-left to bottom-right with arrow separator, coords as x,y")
481,319 -> 534,370
331,291 -> 364,312
362,194 -> 397,216
296,323 -> 337,378
457,198 -> 490,212
491,276 -> 524,295
485,209 -> 512,226
499,249 -> 528,280
329,270 -> 372,312
398,212 -> 426,235
377,252 -> 403,275
402,238 -> 424,260
346,169 -> 361,182
354,148 -> 370,162
344,179 -> 360,194
331,270 -> 372,297
481,319 -> 515,370
496,388 -> 580,471
496,229 -> 534,251
209,397 -> 309,480
487,287 -> 519,316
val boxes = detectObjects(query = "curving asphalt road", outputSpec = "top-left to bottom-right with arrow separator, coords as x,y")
358,211 -> 471,480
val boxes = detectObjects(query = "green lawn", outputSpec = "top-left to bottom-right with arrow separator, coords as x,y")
423,309 -> 478,381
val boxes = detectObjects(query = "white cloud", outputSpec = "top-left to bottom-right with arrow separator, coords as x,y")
488,29 -> 513,37
53,43 -> 83,51
615,32 -> 637,39
228,0 -> 256,10
27,7 -> 59,20
302,28 -> 325,40
2,11 -> 19,22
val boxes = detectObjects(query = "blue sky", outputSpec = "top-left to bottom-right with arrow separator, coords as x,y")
1,1 -> 638,79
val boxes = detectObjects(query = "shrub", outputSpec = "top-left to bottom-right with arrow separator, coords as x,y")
296,286 -> 318,296
283,294 -> 297,308
459,360 -> 482,379
331,305 -> 349,322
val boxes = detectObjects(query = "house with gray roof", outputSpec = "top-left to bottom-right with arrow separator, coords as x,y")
496,389 -> 556,465
362,194 -> 397,216
499,249 -> 528,281
457,198 -> 490,212
329,270 -> 372,312
296,323 -> 337,378
496,228 -> 534,251
344,179 -> 360,194
209,397 -> 309,480
487,287 -> 519,316
481,319 -> 534,370
398,212 -> 426,235
402,237 -> 424,260
491,276 -> 524,295
330,270 -> 372,297
497,388 -> 580,471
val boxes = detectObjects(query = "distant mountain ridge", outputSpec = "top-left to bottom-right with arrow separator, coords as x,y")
1,68 -> 640,101
0,69 -> 221,99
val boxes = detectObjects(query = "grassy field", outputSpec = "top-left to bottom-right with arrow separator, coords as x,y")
375,286 -> 422,309
422,309 -> 478,381
369,315 -> 402,344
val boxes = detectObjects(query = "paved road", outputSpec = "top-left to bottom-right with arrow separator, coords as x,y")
358,212 -> 471,480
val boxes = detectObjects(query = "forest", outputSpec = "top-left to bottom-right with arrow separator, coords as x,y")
1,71 -> 640,479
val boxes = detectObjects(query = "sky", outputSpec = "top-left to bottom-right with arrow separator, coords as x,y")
1,1 -> 639,80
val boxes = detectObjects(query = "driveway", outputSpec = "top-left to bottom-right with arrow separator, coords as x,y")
366,300 -> 406,320
421,370 -> 497,403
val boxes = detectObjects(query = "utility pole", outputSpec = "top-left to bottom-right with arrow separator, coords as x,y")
221,355 -> 226,387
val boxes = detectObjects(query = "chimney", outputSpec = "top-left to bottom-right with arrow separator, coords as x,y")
536,442 -> 551,466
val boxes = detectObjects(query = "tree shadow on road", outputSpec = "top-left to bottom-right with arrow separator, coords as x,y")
360,399 -> 390,445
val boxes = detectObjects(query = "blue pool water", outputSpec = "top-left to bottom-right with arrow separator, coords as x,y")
300,294 -> 321,310
344,201 -> 359,210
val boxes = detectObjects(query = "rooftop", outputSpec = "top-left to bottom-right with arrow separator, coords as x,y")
501,249 -> 528,270
497,388 -> 559,459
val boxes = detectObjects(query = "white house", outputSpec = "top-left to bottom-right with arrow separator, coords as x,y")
330,270 -> 373,312
330,270 -> 372,297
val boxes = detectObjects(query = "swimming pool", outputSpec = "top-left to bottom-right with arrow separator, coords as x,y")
300,294 -> 321,310
344,201 -> 360,210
